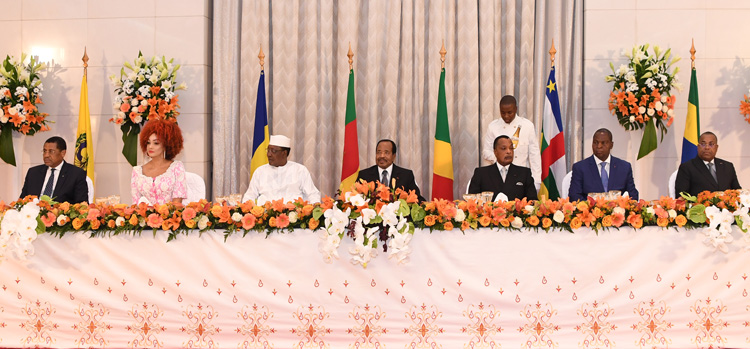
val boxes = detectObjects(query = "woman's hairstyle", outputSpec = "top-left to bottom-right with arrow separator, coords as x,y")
139,119 -> 184,160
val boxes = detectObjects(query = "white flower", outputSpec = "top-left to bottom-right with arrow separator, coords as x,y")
361,208 -> 377,225
231,212 -> 242,222
455,209 -> 466,222
288,211 -> 298,223
140,99 -> 148,106
149,74 -> 159,84
387,230 -> 413,265
348,194 -> 365,207
613,207 -> 626,216
668,209 -> 677,219
56,214 -> 68,225
137,74 -> 145,83
661,104 -> 669,113
660,95 -> 667,103
130,98 -> 139,106
176,82 -> 188,90
654,101 -> 663,110
132,115 -> 142,124
197,215 -> 210,230
647,108 -> 655,116
0,115 -> 8,123
667,109 -> 674,117
115,216 -> 125,227
616,64 -> 628,76
317,229 -> 341,263
379,202 -> 400,227
553,210 -> 565,223
161,80 -> 172,90
646,207 -> 655,216
524,205 -> 535,214
511,216 -> 523,228
638,106 -> 646,115
8,107 -> 18,115
629,115 -> 635,122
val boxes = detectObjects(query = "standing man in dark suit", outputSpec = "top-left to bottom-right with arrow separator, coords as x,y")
675,131 -> 741,196
469,135 -> 537,201
20,136 -> 89,203
356,139 -> 425,202
569,128 -> 639,201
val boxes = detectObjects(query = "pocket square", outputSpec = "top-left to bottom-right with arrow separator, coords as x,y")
516,182 -> 523,186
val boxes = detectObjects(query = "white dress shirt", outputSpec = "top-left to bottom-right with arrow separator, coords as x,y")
40,162 -> 64,195
594,155 -> 611,180
496,162 -> 509,182
378,164 -> 393,185
482,115 -> 542,188
242,161 -> 321,204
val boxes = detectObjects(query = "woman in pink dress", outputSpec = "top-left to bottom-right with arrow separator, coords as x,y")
130,119 -> 187,205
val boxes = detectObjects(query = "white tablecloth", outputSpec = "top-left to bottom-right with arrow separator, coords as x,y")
1,227 -> 748,348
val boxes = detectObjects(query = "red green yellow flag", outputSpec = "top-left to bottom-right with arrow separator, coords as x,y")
431,68 -> 454,200
339,69 -> 359,193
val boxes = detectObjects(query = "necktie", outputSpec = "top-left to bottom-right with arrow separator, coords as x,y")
43,168 -> 56,197
381,170 -> 389,186
707,162 -> 718,183
600,162 -> 609,191
501,167 -> 508,182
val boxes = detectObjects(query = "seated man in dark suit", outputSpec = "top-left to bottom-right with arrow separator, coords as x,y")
20,136 -> 89,203
675,131 -> 741,196
569,128 -> 638,201
468,135 -> 537,201
356,139 -> 425,202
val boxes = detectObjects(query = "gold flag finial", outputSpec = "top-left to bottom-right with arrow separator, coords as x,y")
347,42 -> 354,70
82,47 -> 89,75
440,40 -> 447,69
549,39 -> 557,66
259,45 -> 265,70
690,39 -> 696,69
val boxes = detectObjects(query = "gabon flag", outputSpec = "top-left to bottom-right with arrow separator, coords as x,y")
339,49 -> 360,194
74,52 -> 94,185
681,67 -> 700,163
431,59 -> 454,200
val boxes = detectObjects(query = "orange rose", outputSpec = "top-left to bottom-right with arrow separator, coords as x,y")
320,196 -> 335,210
269,217 -> 277,228
576,201 -> 589,212
72,217 -> 84,230
308,218 -> 320,230
479,215 -> 492,227
601,215 -> 613,227
58,202 -> 71,212
90,219 -> 101,230
129,215 -> 139,226
251,205 -> 265,218
40,212 -> 56,227
542,217 -> 552,229
570,217 -> 582,230
675,215 -> 687,227
656,217 -> 669,227
185,218 -> 196,229
210,204 -> 223,217
107,219 -> 116,229
461,221 -> 470,231
424,215 -> 437,227
443,221 -> 454,230
499,218 -> 510,227
526,216 -> 539,226
301,204 -> 314,217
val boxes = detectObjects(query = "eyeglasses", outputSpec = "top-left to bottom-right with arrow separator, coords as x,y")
42,149 -> 60,155
698,142 -> 717,148
267,148 -> 284,154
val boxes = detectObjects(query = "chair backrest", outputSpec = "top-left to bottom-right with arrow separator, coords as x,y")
466,179 -> 471,194
668,169 -> 678,198
85,176 -> 94,203
185,172 -> 206,203
561,171 -> 573,199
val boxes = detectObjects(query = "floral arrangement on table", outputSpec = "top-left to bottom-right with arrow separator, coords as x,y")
606,44 -> 680,159
318,181 -> 421,267
739,90 -> 750,125
109,52 -> 186,166
2,185 -> 749,267
0,54 -> 50,166
0,197 -> 42,263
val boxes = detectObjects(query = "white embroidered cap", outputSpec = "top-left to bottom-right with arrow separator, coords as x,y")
269,135 -> 291,148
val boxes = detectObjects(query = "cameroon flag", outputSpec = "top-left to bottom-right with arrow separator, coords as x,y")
339,69 -> 359,193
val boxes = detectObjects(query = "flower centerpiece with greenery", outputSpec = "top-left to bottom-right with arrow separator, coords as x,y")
739,89 -> 750,125
0,54 -> 50,166
606,44 -> 680,159
109,52 -> 186,166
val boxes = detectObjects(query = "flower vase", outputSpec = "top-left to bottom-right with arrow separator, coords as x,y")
1,132 -> 26,199
629,130 -> 641,196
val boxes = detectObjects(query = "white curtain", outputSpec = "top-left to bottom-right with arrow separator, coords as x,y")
213,0 -> 583,199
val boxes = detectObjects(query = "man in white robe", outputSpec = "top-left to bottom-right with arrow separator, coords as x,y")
242,135 -> 321,204
481,95 -> 542,190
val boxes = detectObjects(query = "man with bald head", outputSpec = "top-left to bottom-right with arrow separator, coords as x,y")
675,131 -> 741,196
569,128 -> 639,201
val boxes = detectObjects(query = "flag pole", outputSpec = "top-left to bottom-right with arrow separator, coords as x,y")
690,38 -> 695,69
259,45 -> 265,70
440,40 -> 446,68
549,39 -> 556,67
82,47 -> 88,79
348,43 -> 354,70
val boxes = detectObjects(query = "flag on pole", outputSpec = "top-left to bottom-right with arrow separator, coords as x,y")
681,68 -> 700,163
74,64 -> 94,185
539,66 -> 566,200
339,67 -> 360,193
249,70 -> 269,178
431,66 -> 454,200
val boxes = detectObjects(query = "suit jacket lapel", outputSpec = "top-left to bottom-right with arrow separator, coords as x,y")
588,156 -> 605,192
54,162 -> 69,196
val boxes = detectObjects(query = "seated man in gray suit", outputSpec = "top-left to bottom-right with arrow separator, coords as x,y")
469,135 -> 537,201
675,131 -> 741,196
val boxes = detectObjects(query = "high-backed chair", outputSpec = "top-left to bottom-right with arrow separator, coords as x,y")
185,172 -> 206,203
668,170 -> 678,198
85,177 -> 94,203
561,171 -> 573,199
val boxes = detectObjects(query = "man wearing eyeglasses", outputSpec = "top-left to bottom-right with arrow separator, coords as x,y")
355,139 -> 425,202
675,131 -> 742,196
242,134 -> 321,204
19,136 -> 89,203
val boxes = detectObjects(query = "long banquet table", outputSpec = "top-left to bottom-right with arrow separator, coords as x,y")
1,226 -> 749,348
